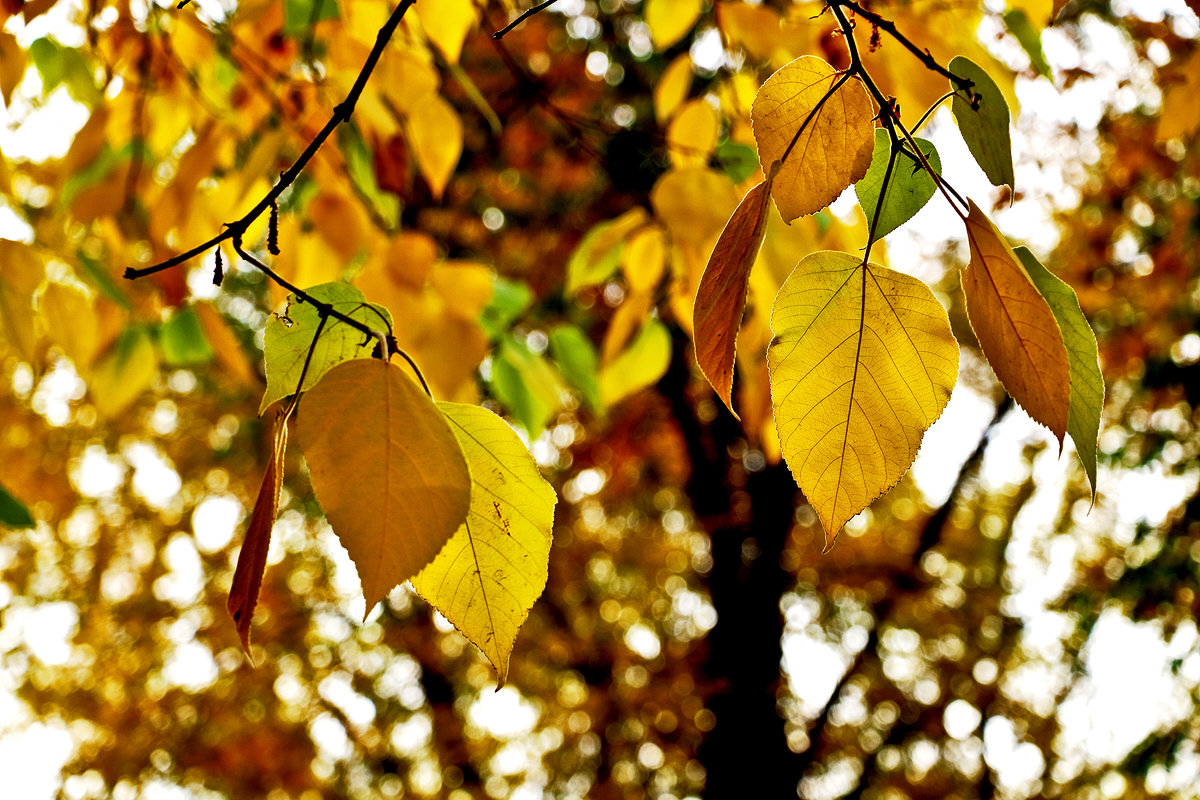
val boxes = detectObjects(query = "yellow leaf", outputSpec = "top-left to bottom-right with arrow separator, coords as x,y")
768,252 -> 958,545
296,359 -> 471,616
751,56 -> 875,222
430,261 -> 494,321
1156,48 -> 1200,143
600,318 -> 672,406
667,99 -> 720,168
694,175 -> 773,418
412,403 -> 555,685
962,200 -> 1070,444
717,2 -> 783,62
602,290 -> 653,364
566,208 -> 650,295
408,95 -> 463,200
382,49 -> 441,115
90,328 -> 159,418
0,240 -> 45,362
621,225 -> 667,295
651,168 -> 741,247
415,0 -> 478,63
1007,0 -> 1052,24
655,54 -> 693,125
39,282 -> 99,374
645,0 -> 701,50
0,32 -> 25,107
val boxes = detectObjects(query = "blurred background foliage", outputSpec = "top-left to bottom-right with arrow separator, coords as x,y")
1,0 -> 1200,798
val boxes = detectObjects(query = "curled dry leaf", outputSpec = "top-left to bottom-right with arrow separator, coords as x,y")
962,200 -> 1070,445
768,252 -> 958,546
228,408 -> 291,656
693,167 -> 776,417
297,359 -> 471,616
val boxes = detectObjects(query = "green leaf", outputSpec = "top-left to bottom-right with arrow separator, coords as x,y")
1003,10 -> 1052,79
950,56 -> 1015,190
77,252 -> 131,311
855,130 -> 942,243
296,360 -> 470,616
548,324 -> 602,412
490,335 -> 566,436
565,208 -> 648,296
29,38 -> 101,106
1015,247 -> 1104,498
480,277 -> 533,339
339,125 -> 400,230
599,318 -> 671,406
0,484 -> 34,529
284,0 -> 339,36
716,140 -> 761,184
260,282 -> 393,414
159,306 -> 216,367
412,403 -> 556,685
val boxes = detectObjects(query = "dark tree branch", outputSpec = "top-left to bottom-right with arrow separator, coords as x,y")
492,0 -> 559,39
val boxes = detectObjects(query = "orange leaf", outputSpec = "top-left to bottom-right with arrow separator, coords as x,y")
693,172 -> 774,417
962,200 -> 1069,444
228,409 -> 290,657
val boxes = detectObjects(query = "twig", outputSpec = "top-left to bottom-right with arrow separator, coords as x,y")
123,0 -> 417,282
493,0 -> 559,39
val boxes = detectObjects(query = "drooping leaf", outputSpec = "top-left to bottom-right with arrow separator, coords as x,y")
693,175 -> 773,417
407,94 -> 463,200
667,99 -> 720,168
620,225 -> 667,295
0,483 -> 34,529
950,57 -> 1015,191
1003,10 -> 1052,79
768,251 -> 958,545
90,327 -> 158,418
548,324 -> 602,412
566,208 -> 649,296
39,282 -> 99,372
228,409 -> 290,655
412,403 -> 556,685
415,0 -> 477,63
260,282 -> 393,414
854,130 -> 942,243
645,0 -> 701,50
751,56 -> 875,222
962,200 -> 1069,444
159,306 -> 216,367
296,359 -> 471,616
1015,246 -> 1104,497
655,54 -> 693,125
600,318 -> 671,406
491,335 -> 567,436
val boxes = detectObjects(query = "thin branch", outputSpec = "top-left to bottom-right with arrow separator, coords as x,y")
124,0 -> 417,281
493,0 -> 559,39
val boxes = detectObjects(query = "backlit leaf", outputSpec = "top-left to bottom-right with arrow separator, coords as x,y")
261,282 -> 393,414
408,95 -> 463,200
645,0 -> 701,50
0,240 -> 44,361
40,282 -> 99,373
600,318 -> 671,406
1003,10 -> 1051,79
297,359 -> 471,615
412,403 -> 556,685
549,324 -> 602,412
854,130 -> 941,243
160,306 -> 216,367
621,225 -> 667,295
950,57 -> 1015,190
491,335 -> 567,436
751,56 -> 875,222
962,201 -> 1069,443
769,251 -> 958,544
565,208 -> 649,295
667,99 -> 719,168
0,483 -> 34,529
694,175 -> 773,417
1016,246 -> 1104,497
650,168 -> 740,246
415,0 -> 477,63
90,327 -> 158,418
655,54 -> 693,125
228,409 -> 290,655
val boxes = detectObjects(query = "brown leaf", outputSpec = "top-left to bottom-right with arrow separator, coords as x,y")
962,200 -> 1069,444
693,170 -> 775,417
228,410 -> 289,657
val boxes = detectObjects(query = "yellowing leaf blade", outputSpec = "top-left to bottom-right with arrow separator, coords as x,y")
751,56 -> 875,222
694,177 -> 772,417
599,318 -> 671,406
408,95 -> 463,200
962,201 -> 1070,444
412,403 -> 556,685
645,0 -> 701,50
297,360 -> 471,615
566,208 -> 649,295
667,99 -> 719,168
1015,247 -> 1104,497
769,252 -> 958,545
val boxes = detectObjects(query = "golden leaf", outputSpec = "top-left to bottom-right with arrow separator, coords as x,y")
751,56 -> 875,222
693,175 -> 773,417
39,282 -> 99,374
645,0 -> 701,50
415,0 -> 477,63
962,200 -> 1070,444
651,167 -> 741,247
769,252 -> 958,545
296,359 -> 471,616
655,54 -> 693,125
90,328 -> 159,418
621,225 -> 668,295
411,403 -> 556,685
408,95 -> 463,200
667,99 -> 720,168
600,319 -> 672,406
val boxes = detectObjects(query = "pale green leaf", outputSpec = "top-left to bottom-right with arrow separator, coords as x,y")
854,131 -> 941,243
950,56 -> 1015,190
